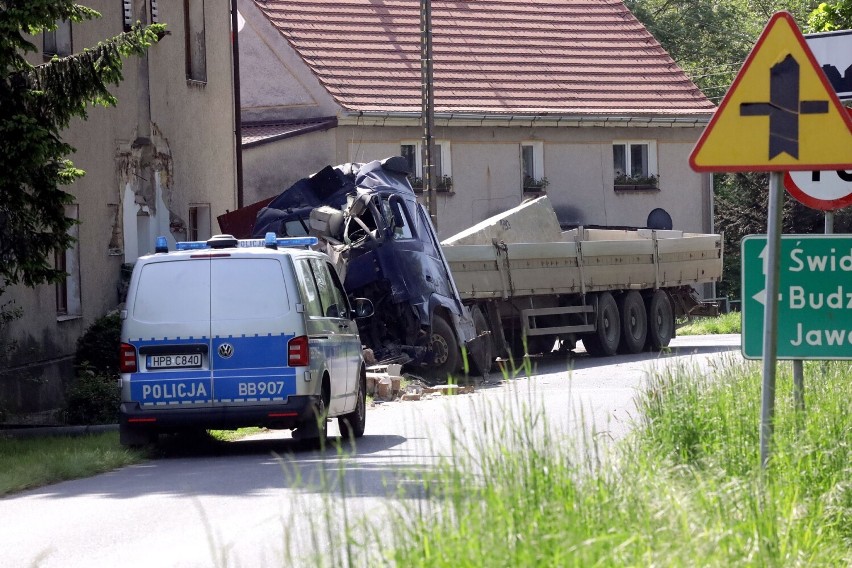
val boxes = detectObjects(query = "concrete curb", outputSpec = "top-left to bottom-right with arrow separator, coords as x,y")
0,424 -> 118,439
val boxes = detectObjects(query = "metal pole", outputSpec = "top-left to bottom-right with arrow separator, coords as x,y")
760,171 -> 784,469
795,210 -> 835,413
820,210 -> 835,382
420,0 -> 438,230
792,360 -> 804,413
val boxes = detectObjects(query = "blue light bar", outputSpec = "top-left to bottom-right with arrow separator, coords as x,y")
236,236 -> 318,249
175,240 -> 210,251
275,236 -> 318,248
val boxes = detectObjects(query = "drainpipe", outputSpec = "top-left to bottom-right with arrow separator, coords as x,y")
232,0 -> 244,208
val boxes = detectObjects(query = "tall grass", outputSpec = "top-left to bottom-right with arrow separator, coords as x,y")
678,311 -> 742,335
378,357 -> 851,566
0,432 -> 143,496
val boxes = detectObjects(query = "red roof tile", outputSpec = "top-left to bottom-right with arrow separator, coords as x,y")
250,0 -> 715,116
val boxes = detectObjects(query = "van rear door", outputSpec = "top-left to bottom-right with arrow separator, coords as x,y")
209,257 -> 300,406
125,258 -> 214,408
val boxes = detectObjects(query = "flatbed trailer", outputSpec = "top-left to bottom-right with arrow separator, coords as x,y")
441,197 -> 723,361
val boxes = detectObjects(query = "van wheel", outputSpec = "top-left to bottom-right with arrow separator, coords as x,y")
339,368 -> 366,440
617,291 -> 648,354
470,307 -> 495,374
427,314 -> 460,381
119,423 -> 158,448
582,292 -> 621,357
293,378 -> 329,449
646,290 -> 675,350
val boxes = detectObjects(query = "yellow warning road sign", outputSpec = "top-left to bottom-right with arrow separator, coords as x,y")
690,11 -> 852,172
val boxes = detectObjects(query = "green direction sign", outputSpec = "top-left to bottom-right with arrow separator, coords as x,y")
742,235 -> 852,359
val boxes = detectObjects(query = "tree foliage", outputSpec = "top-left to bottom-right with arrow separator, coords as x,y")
625,1 -> 819,105
807,0 -> 852,30
0,1 -> 164,297
715,175 -> 852,297
626,1 -> 852,300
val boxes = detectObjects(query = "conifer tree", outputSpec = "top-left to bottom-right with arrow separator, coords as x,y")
0,1 -> 163,297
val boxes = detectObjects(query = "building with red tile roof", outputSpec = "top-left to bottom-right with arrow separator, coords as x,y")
237,0 -> 716,238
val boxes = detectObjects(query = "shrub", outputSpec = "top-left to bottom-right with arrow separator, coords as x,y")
74,311 -> 121,376
66,312 -> 122,425
64,367 -> 120,425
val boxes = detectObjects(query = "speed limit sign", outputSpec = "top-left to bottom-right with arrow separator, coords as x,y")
784,108 -> 852,210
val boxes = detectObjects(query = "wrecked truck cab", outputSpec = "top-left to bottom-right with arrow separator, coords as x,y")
245,157 -> 484,380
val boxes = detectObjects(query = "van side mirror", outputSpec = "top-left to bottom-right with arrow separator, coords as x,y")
351,298 -> 374,319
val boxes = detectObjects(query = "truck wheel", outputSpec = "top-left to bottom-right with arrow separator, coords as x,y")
339,368 -> 366,441
646,290 -> 675,350
582,292 -> 621,357
427,314 -> 460,381
470,307 -> 495,374
617,291 -> 648,354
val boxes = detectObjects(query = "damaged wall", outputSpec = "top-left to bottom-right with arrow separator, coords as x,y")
0,0 -> 238,422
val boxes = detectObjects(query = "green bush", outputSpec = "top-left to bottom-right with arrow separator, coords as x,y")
66,312 -> 122,425
64,367 -> 120,425
73,311 -> 121,376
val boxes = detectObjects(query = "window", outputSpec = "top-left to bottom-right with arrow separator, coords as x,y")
613,141 -> 658,187
123,0 -> 133,32
56,205 -> 82,319
294,260 -> 323,317
124,1 -> 157,32
309,259 -> 349,318
520,141 -> 545,192
401,144 -> 417,176
400,140 -> 452,191
43,19 -> 72,58
188,204 -> 211,241
382,197 -> 414,240
184,0 -> 207,82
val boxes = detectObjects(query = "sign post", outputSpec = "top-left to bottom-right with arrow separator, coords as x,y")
761,173 -> 784,466
690,12 -> 852,469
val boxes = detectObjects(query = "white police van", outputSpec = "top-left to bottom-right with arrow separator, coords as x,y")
118,233 -> 373,447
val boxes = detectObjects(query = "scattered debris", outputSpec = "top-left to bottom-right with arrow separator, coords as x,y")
366,363 -> 476,403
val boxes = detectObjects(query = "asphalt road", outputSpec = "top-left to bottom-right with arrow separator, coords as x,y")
0,334 -> 742,568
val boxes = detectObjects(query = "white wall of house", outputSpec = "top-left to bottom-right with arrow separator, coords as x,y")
0,0 -> 237,419
340,124 -> 710,239
237,2 -> 339,122
241,129 -> 337,206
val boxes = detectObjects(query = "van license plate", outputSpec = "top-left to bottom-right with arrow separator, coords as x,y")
147,354 -> 203,369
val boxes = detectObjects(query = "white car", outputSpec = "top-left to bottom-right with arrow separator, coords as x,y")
118,234 -> 373,447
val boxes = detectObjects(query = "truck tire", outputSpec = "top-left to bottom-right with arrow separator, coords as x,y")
427,314 -> 460,381
470,307 -> 495,374
582,292 -> 620,357
617,291 -> 648,354
645,290 -> 675,350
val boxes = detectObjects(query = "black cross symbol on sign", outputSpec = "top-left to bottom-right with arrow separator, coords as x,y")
740,54 -> 829,159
